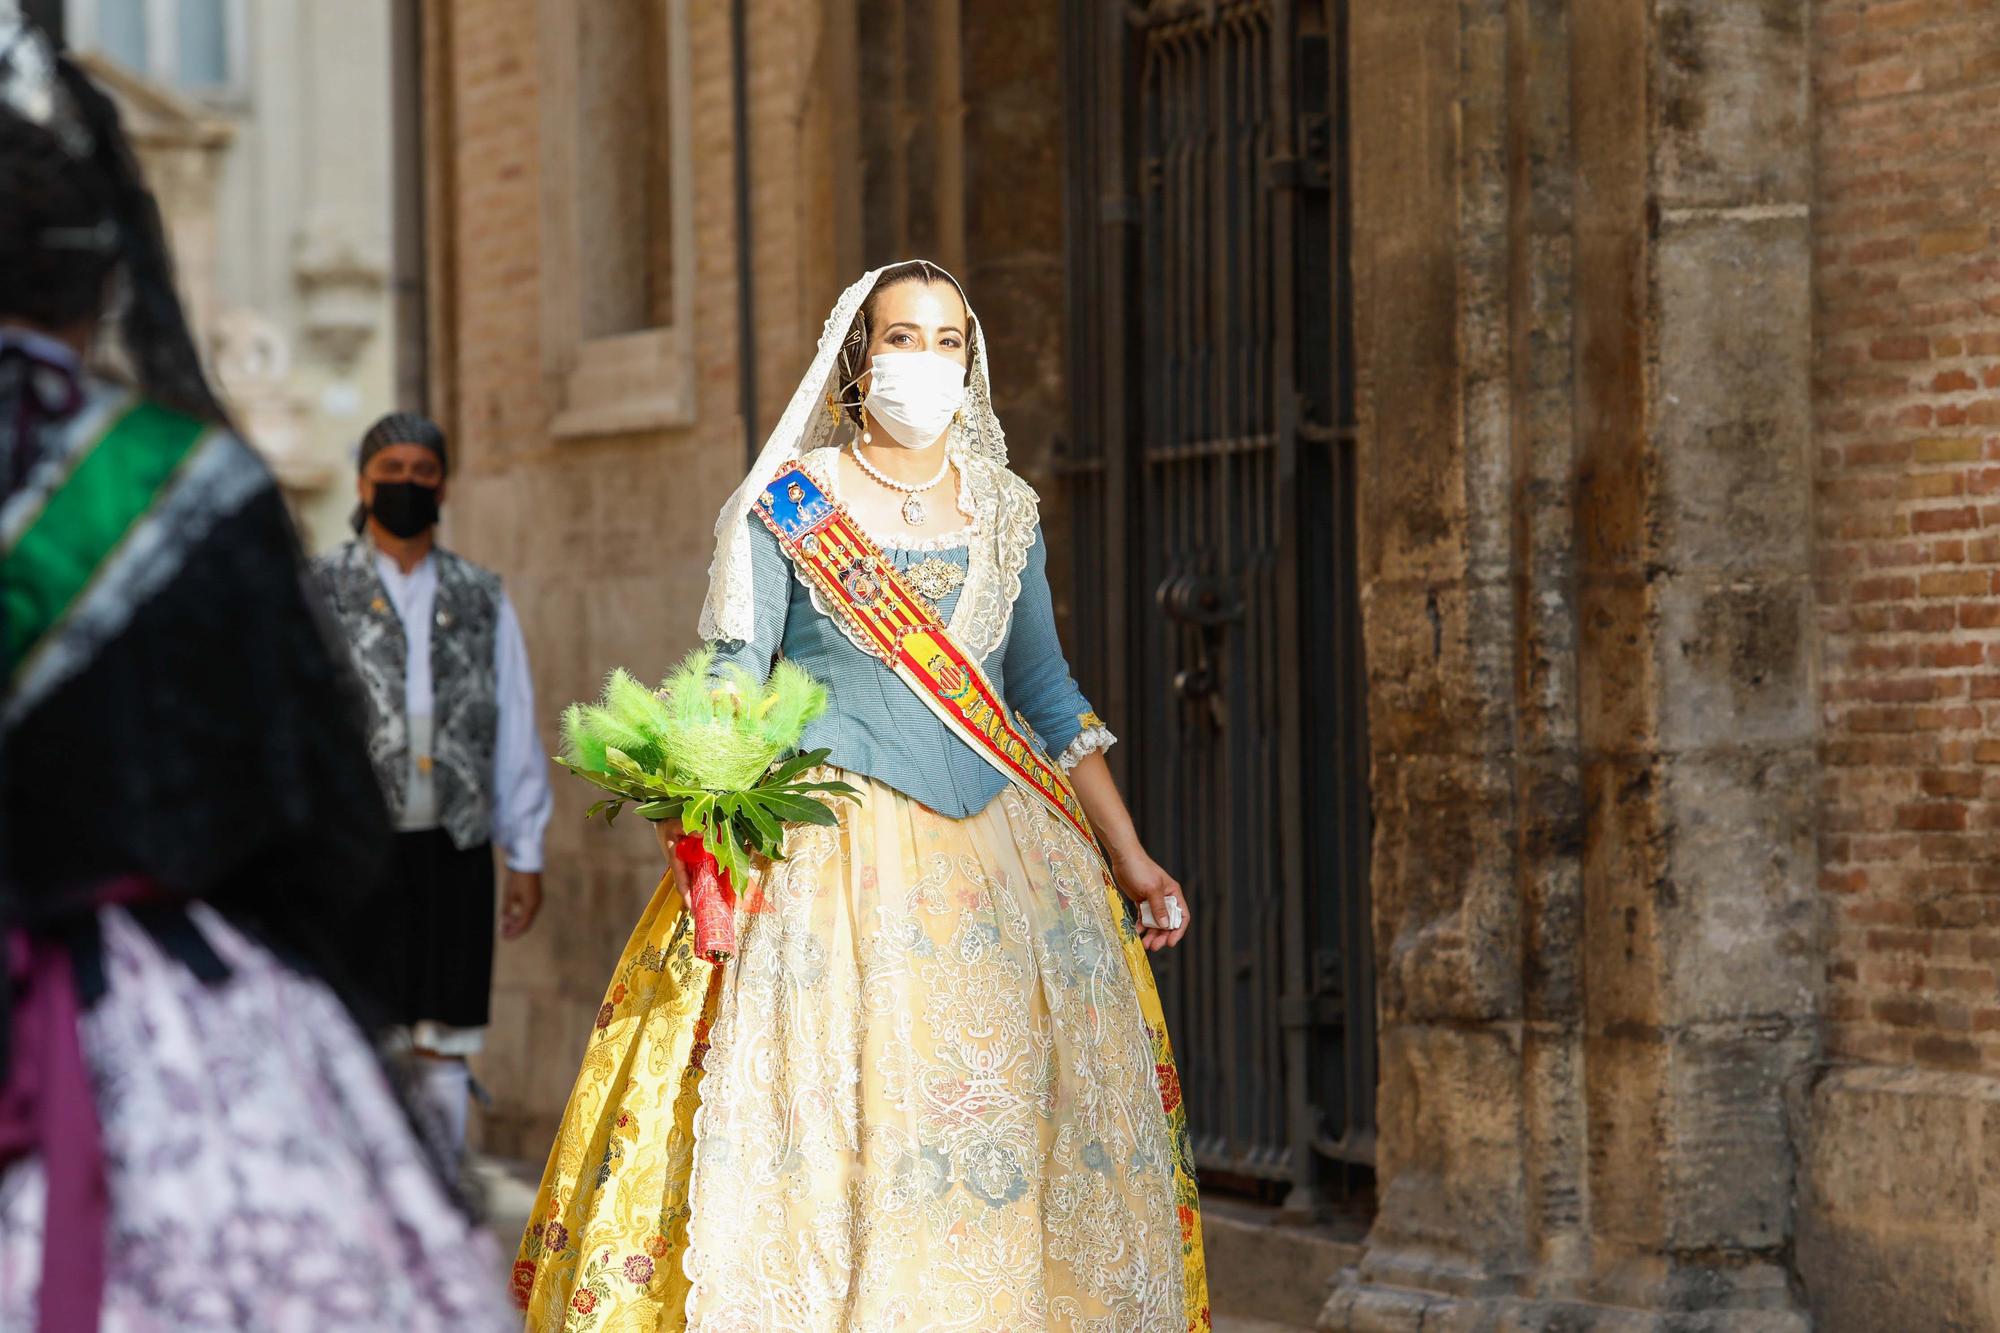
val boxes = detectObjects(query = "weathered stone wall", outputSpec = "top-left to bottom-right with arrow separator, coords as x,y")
1328,2 -> 1817,1327
1801,1 -> 2000,1327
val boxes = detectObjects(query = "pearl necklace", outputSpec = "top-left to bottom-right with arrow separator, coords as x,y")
848,440 -> 954,526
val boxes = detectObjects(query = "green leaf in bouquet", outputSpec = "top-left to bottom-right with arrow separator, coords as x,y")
725,832 -> 753,887
765,746 -> 833,787
635,800 -> 684,820
739,794 -> 784,848
590,764 -> 663,803
557,762 -> 648,807
553,756 -> 601,783
682,792 -> 713,833
699,816 -> 736,881
604,747 -> 650,780
756,792 -> 840,827
783,778 -> 862,797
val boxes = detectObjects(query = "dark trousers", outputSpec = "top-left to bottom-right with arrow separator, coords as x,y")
338,829 -> 495,1031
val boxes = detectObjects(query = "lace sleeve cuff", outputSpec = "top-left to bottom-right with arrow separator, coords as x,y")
1057,725 -> 1118,772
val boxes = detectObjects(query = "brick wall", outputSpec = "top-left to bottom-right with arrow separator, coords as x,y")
1816,0 -> 2000,1076
431,0 -> 837,1159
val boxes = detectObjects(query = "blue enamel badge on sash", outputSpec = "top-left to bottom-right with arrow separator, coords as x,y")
760,468 -> 832,539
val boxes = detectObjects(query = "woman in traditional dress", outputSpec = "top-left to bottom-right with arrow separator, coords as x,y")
0,17 -> 512,1328
516,261 -> 1209,1332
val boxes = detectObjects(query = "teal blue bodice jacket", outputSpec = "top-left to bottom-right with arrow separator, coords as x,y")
707,450 -> 1113,817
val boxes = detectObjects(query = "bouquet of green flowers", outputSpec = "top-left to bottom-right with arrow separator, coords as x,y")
556,648 -> 857,962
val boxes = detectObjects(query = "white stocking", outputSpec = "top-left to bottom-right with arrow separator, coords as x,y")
415,1055 -> 471,1162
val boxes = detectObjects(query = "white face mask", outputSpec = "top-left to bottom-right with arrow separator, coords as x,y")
862,350 -> 966,449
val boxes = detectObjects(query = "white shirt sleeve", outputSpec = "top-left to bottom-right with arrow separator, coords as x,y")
490,591 -> 552,872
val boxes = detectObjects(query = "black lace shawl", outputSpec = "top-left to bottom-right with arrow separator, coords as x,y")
2,418 -> 390,964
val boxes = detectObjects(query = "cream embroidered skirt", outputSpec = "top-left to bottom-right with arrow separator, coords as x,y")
514,771 -> 1209,1332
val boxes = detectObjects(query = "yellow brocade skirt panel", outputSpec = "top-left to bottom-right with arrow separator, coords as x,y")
515,771 -> 1210,1332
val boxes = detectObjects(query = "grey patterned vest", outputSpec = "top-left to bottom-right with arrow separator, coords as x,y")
310,541 -> 502,849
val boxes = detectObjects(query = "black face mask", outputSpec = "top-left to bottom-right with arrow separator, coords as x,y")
367,481 -> 440,538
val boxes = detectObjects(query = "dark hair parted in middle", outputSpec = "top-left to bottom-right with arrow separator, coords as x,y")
833,260 -> 975,430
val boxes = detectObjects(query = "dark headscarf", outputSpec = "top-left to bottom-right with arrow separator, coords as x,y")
357,410 -> 449,473
350,410 -> 448,533
0,16 -> 229,430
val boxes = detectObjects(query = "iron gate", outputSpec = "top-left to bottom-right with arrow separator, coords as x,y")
1061,0 -> 1370,1215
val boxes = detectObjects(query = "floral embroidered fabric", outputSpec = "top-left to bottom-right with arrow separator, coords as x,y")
0,906 -> 512,1331
515,771 -> 1211,1332
514,877 -> 716,1330
681,772 -> 1188,1330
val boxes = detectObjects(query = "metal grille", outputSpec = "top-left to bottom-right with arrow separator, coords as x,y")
1063,0 -> 1369,1213
1137,0 -> 1286,1186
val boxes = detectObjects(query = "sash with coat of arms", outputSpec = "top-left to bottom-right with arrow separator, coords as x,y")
752,464 -> 1098,848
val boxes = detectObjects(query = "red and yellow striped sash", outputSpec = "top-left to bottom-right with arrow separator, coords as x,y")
752,464 -> 1095,846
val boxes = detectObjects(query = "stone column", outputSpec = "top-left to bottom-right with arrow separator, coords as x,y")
1332,0 -> 1537,1317
1325,2 -> 1817,1328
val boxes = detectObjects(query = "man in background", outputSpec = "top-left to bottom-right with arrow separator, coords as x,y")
311,411 -> 551,1163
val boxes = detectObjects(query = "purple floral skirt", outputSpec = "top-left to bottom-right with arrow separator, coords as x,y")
0,904 -> 514,1331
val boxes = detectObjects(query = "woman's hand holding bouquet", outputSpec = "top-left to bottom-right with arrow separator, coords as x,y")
556,649 -> 857,962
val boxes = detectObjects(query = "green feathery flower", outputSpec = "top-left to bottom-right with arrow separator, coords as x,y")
557,702 -> 609,772
560,649 -> 829,792
555,651 -> 854,887
559,668 -> 670,775
653,647 -> 828,790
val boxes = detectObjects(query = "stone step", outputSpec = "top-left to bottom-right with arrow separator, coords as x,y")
1202,1196 -> 1367,1329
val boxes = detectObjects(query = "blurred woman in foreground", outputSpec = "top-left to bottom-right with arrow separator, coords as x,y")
0,13 -> 510,1329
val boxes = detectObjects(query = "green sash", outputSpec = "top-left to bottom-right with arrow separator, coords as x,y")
4,397 -> 214,682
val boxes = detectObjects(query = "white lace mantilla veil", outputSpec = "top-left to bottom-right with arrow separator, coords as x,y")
696,260 -> 1012,647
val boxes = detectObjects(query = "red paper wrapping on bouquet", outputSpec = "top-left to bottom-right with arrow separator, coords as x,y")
673,833 -> 738,963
